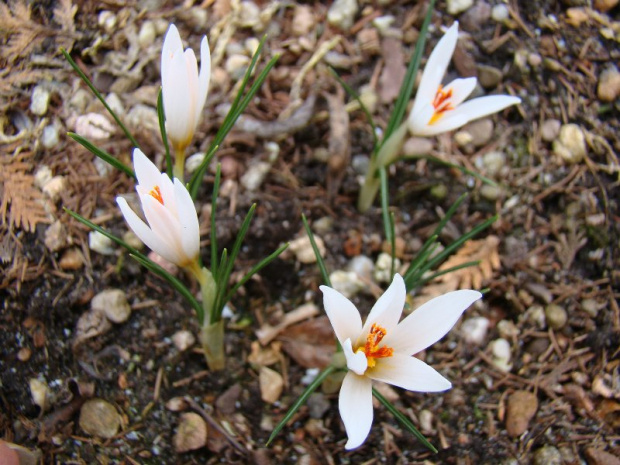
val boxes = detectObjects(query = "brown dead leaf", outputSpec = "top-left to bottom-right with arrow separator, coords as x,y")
379,38 -> 407,103
279,316 -> 336,368
325,87 -> 350,199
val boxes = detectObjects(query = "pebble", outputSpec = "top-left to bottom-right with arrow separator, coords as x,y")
29,378 -> 49,411
225,54 -> 251,80
59,248 -> 84,270
34,165 -> 53,189
553,124 -> 586,164
74,113 -> 115,139
172,330 -> 196,351
327,0 -> 358,31
532,445 -> 562,465
490,338 -> 512,372
524,304 -> 546,328
482,150 -> 506,177
491,4 -> 510,21
259,366 -> 283,403
288,234 -> 325,264
347,255 -> 374,281
545,304 -> 567,330
122,230 -> 144,251
138,21 -> 156,48
541,119 -> 561,142
105,92 -> 125,117
352,154 -> 370,175
403,137 -> 434,156
89,231 -> 116,255
30,86 -> 50,116
454,130 -> 473,148
597,66 -> 620,102
329,270 -> 366,298
185,152 -> 206,174
238,1 -> 261,29
307,393 -> 330,419
79,399 -> 121,439
127,104 -> 159,132
477,65 -> 503,89
91,289 -> 131,324
430,183 -> 448,200
41,124 -> 59,149
292,5 -> 315,36
98,10 -> 116,33
465,118 -> 494,147
461,317 -> 490,345
581,298 -> 601,317
42,176 -> 66,202
173,412 -> 207,453
480,184 -> 503,201
447,0 -> 474,15
593,0 -> 620,12
44,221 -> 68,252
585,447 -> 620,465
505,390 -> 538,437
419,409 -> 434,433
497,320 -> 520,339
459,1 -> 491,31
373,252 -> 401,283
240,161 -> 271,191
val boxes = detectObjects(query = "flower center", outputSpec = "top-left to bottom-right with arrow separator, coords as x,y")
358,323 -> 394,368
429,85 -> 454,125
149,186 -> 164,205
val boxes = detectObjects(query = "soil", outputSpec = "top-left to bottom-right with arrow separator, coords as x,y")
1,1 -> 619,464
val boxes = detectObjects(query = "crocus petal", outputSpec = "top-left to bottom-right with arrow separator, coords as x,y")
117,197 -> 175,262
385,290 -> 482,356
320,285 -> 363,345
339,372 -> 373,450
444,77 -> 477,107
357,273 -> 405,347
411,109 -> 471,136
161,24 -> 183,90
172,177 -> 200,261
140,196 -> 186,264
410,22 -> 459,123
450,95 -> 522,122
133,148 -> 163,190
196,36 -> 211,123
343,339 -> 368,376
368,353 -> 452,392
163,47 -> 194,145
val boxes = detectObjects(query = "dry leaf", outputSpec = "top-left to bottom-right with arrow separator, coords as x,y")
379,38 -> 406,103
279,316 -> 336,368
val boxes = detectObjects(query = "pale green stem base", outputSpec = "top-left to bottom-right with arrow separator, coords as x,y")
199,319 -> 226,371
172,147 -> 186,182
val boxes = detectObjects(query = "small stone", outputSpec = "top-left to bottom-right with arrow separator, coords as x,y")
17,347 -> 32,362
347,255 -> 374,281
122,230 -> 144,251
34,166 -> 53,189
240,161 -> 271,191
505,390 -> 538,437
127,104 -> 159,132
430,183 -> 448,200
41,125 -> 59,149
524,305 -> 546,328
98,10 -> 116,33
44,221 -> 68,252
465,118 -> 494,147
482,150 -> 506,177
92,289 -> 131,324
477,65 -> 503,89
490,338 -> 512,372
327,0 -> 358,31
30,86 -> 50,116
533,445 -> 562,465
29,378 -> 49,411
374,252 -> 401,283
165,397 -> 188,412
79,399 -> 121,439
59,248 -> 84,270
42,176 -> 66,202
329,270 -> 365,299
459,1 -> 491,31
545,304 -> 567,330
541,119 -> 561,142
447,0 -> 474,15
491,4 -> 510,21
105,92 -> 125,117
480,184 -> 503,201
74,113 -> 115,139
89,231 -> 115,255
597,66 -> 620,102
307,393 -> 330,419
138,20 -> 156,48
259,366 -> 283,404
497,320 -> 520,339
419,409 -> 434,433
461,317 -> 490,345
292,5 -> 315,36
593,0 -> 620,12
288,235 -> 325,264
238,1 -> 261,29
581,298 -> 601,317
553,124 -> 586,164
225,54 -> 251,80
172,330 -> 196,351
173,412 -> 207,453
402,137 -> 434,156
74,309 -> 113,345
454,130 -> 473,148
585,447 -> 620,465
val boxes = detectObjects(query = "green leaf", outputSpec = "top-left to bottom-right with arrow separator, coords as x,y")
67,132 -> 134,178
266,365 -> 337,446
301,213 -> 330,287
379,167 -> 396,278
210,164 -> 222,277
157,89 -> 173,179
61,48 -> 140,149
64,208 -> 204,320
372,387 -> 438,453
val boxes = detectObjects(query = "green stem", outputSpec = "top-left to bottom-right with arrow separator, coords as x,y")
173,147 -> 186,182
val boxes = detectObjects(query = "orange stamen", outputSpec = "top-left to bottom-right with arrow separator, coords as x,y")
362,323 -> 394,368
149,186 -> 164,205
429,85 -> 454,125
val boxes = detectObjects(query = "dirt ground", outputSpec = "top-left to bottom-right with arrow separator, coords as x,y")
1,0 -> 619,463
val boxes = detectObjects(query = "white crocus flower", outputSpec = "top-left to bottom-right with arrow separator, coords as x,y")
161,24 -> 210,175
116,149 -> 200,270
408,22 -> 521,137
320,274 -> 481,450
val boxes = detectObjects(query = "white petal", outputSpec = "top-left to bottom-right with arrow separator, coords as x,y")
320,285 -> 362,345
133,149 -> 161,190
451,95 -> 521,122
163,45 -> 193,145
409,22 -> 459,126
385,290 -> 482,355
140,195 -> 186,265
339,372 -> 373,450
414,110 -> 471,136
368,353 -> 452,392
358,273 -> 405,347
172,177 -> 200,261
444,77 -> 477,107
408,103 -> 437,136
161,24 -> 183,91
343,339 -> 368,376
117,197 -> 172,260
196,35 -> 211,124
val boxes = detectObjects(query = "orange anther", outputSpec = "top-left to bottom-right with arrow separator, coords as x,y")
149,186 -> 164,204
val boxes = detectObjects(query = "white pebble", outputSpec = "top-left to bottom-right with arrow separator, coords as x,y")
461,317 -> 490,345
327,0 -> 358,30
41,125 -> 59,149
491,4 -> 510,22
31,86 -> 51,116
329,270 -> 366,299
89,231 -> 116,255
447,0 -> 474,15
490,338 -> 512,372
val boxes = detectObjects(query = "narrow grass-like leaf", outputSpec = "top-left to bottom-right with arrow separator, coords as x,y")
266,365 -> 337,446
157,89 -> 173,179
403,239 -> 439,290
372,387 -> 437,453
382,0 -> 436,145
61,48 -> 140,149
301,213 -> 330,287
379,167 -> 396,278
421,155 -> 498,186
64,208 -> 203,319
224,242 -> 289,304
329,67 -> 378,148
68,132 -> 134,178
210,164 -> 222,277
415,260 -> 481,288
